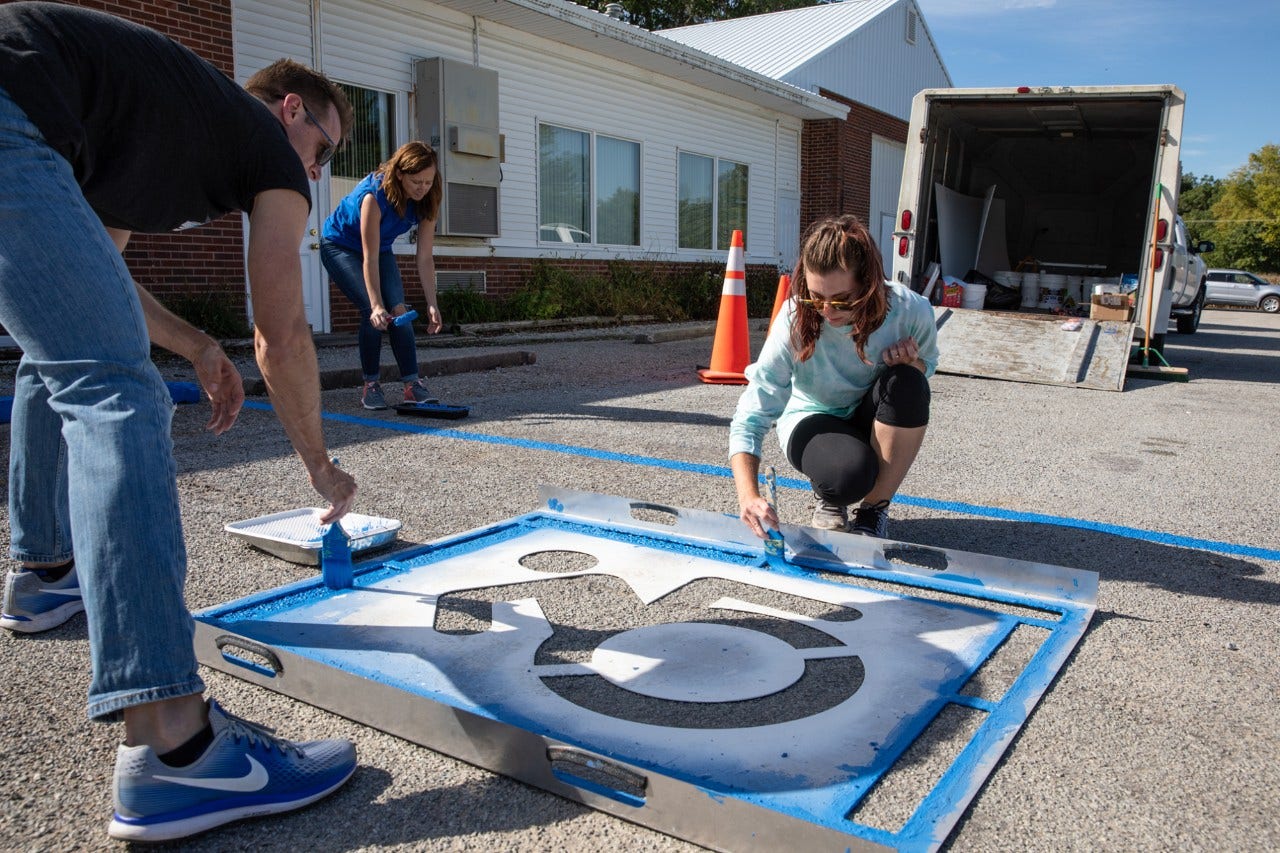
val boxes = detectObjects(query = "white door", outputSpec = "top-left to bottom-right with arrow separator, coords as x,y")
776,193 -> 800,273
300,200 -> 328,332
879,213 -> 895,273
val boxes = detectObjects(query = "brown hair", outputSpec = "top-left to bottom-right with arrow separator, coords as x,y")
377,142 -> 443,222
245,59 -> 354,138
789,214 -> 889,364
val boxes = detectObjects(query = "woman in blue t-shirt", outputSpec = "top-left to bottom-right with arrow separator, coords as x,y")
321,141 -> 444,409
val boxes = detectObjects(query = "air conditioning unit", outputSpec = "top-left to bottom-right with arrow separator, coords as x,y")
414,57 -> 501,238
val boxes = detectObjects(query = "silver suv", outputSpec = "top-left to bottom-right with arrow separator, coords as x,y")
1205,269 -> 1280,314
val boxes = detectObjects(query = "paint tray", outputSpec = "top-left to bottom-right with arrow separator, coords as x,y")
197,487 -> 1096,851
224,508 -> 401,565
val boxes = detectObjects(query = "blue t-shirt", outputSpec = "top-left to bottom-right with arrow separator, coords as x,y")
322,172 -> 419,254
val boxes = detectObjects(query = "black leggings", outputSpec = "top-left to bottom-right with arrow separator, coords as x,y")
785,364 -> 931,505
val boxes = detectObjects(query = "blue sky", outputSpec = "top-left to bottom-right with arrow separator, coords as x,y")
914,0 -> 1280,180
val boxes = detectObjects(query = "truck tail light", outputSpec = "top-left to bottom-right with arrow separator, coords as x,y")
898,236 -> 909,257
1155,218 -> 1168,241
900,210 -> 912,230
1153,248 -> 1164,269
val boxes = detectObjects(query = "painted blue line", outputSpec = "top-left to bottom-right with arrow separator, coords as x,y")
240,400 -> 1280,562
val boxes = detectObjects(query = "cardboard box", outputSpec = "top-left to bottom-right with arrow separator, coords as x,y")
1090,293 -> 1133,322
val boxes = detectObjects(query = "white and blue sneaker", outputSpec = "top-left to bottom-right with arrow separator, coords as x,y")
108,699 -> 357,842
0,562 -> 84,633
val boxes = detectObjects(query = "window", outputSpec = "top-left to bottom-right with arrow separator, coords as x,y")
679,152 -> 749,250
538,123 -> 640,245
596,136 -> 640,246
331,83 -> 396,204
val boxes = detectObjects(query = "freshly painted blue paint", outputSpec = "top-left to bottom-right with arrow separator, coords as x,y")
240,401 -> 1280,562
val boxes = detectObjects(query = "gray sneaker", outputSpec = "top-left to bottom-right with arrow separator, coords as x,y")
810,498 -> 848,531
109,699 -> 356,842
403,379 -> 439,405
850,500 -> 891,538
0,562 -> 84,633
360,381 -> 387,410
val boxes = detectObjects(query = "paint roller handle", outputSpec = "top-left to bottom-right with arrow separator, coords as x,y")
391,309 -> 418,327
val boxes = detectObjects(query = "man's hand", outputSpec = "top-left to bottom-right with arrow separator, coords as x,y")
310,459 -> 357,523
192,341 -> 244,434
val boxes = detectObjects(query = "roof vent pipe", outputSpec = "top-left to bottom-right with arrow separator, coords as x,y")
604,2 -> 625,19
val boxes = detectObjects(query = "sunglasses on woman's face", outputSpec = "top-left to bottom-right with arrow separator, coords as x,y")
798,297 -> 857,311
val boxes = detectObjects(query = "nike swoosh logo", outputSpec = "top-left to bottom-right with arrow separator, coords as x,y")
44,589 -> 82,597
153,755 -> 269,792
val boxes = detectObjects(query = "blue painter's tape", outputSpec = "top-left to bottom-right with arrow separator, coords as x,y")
240,400 -> 1280,562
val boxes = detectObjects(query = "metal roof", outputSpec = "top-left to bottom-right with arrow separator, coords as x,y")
657,0 -> 901,80
425,0 -> 849,120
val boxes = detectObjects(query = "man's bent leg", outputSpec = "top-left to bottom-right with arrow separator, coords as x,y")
0,85 -> 204,718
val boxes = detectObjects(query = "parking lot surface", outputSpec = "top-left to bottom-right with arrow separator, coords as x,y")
2,308 -> 1277,851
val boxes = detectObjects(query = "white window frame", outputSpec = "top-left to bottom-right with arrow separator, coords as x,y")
677,150 -> 749,252
536,120 -> 643,247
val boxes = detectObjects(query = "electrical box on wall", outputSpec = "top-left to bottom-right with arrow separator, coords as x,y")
414,57 -> 501,238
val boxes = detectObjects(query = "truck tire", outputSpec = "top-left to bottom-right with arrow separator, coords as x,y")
1176,286 -> 1205,334
1260,294 -> 1280,313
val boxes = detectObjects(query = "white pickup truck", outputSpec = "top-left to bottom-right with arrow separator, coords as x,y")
1165,214 -> 1213,336
891,84 -> 1213,388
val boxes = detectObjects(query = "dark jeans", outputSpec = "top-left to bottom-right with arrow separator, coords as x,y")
785,364 -> 931,505
320,239 -> 419,382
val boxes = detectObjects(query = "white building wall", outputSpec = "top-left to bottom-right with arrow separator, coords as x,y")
779,3 -> 949,122
236,0 -> 802,266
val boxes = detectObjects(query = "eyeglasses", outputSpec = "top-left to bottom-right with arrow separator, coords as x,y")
798,297 -> 857,311
303,104 -> 339,167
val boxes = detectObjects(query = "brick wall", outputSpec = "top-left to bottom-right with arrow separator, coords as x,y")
801,91 -> 908,235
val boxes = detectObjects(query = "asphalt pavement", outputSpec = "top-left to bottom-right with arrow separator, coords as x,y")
1,308 -> 1277,852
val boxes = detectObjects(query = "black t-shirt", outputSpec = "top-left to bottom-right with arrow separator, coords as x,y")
0,2 -> 310,232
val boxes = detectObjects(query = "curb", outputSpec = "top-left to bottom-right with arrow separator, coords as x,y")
632,323 -> 716,344
242,349 -> 537,396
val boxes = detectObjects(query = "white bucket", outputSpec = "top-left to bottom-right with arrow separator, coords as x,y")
960,283 -> 987,309
1038,273 -> 1067,309
992,270 -> 1021,289
1066,276 -> 1085,305
1020,272 -> 1040,308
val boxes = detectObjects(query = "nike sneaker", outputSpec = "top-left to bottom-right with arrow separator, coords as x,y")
0,562 -> 84,633
108,699 -> 357,842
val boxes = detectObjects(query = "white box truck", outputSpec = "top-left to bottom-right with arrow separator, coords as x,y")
890,85 -> 1213,390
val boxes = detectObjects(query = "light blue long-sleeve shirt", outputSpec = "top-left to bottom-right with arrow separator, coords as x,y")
728,282 -> 938,459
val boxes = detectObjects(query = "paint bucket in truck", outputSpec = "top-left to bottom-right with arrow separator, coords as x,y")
1038,273 -> 1067,309
1020,272 -> 1039,307
960,283 -> 986,309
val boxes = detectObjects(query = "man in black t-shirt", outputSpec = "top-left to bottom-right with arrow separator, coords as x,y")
0,2 -> 361,841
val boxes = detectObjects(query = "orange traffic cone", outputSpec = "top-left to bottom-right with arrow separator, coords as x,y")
768,273 -> 791,335
697,230 -> 750,385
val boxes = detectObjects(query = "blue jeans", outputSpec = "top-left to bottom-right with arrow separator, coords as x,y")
0,86 -> 203,721
319,239 -> 420,382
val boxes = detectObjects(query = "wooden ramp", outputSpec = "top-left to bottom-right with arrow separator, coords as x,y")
933,307 -> 1133,391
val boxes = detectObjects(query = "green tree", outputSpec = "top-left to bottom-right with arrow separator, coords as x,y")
1207,143 -> 1280,272
1178,171 -> 1222,248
